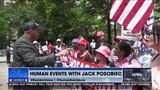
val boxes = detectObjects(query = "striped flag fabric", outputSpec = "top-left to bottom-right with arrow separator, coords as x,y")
146,10 -> 154,30
110,0 -> 153,33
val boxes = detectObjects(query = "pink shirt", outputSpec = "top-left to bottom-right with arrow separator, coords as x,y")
114,57 -> 141,68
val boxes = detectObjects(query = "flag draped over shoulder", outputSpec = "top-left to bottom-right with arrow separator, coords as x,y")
110,0 -> 153,33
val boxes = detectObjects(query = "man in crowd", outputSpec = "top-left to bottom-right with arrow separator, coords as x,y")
90,39 -> 96,55
12,22 -> 70,90
55,38 -> 66,53
6,45 -> 11,66
95,31 -> 105,47
95,31 -> 112,49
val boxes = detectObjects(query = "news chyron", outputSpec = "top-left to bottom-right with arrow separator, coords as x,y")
8,68 -> 151,86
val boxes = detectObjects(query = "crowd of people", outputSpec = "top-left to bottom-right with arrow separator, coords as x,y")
31,30 -> 143,69
11,21 -> 160,90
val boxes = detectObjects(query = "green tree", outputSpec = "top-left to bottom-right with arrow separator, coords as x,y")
0,0 -> 113,49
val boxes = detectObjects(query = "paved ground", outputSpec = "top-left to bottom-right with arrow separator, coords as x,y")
0,62 -> 11,90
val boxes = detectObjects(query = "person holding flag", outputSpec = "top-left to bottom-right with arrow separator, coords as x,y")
138,22 -> 160,90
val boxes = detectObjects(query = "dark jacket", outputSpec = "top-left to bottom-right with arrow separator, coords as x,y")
12,35 -> 57,90
12,34 -> 56,67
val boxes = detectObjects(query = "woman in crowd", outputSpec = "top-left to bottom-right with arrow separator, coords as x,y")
114,41 -> 141,68
47,42 -> 55,54
138,22 -> 160,90
70,38 -> 94,90
66,37 -> 94,68
72,38 -> 80,49
62,38 -> 80,67
112,41 -> 141,90
79,45 -> 114,90
76,38 -> 93,63
94,45 -> 115,67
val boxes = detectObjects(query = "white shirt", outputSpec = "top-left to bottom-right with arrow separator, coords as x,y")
90,42 -> 96,49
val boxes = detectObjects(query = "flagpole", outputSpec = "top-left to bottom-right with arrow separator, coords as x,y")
107,0 -> 112,45
114,21 -> 117,38
121,25 -> 124,37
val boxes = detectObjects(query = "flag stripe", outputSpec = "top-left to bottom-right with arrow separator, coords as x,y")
112,0 -> 115,4
147,10 -> 154,30
117,0 -> 137,25
132,3 -> 153,33
147,10 -> 154,24
112,0 -> 130,21
110,0 -> 124,19
122,0 -> 145,28
127,0 -> 152,31
110,0 -> 153,33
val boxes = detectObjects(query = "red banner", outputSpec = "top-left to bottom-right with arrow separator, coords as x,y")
61,56 -> 105,68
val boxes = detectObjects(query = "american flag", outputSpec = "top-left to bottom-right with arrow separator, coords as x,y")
110,0 -> 153,33
147,10 -> 154,31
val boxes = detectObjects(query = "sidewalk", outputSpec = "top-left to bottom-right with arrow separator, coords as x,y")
0,63 -> 10,90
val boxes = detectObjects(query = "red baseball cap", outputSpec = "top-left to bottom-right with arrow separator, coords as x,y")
77,38 -> 89,46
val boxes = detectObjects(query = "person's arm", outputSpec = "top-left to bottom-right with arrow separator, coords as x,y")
140,38 -> 154,47
137,34 -> 154,48
16,45 -> 70,67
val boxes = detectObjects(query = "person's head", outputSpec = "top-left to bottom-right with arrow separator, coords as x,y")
46,41 -> 48,45
95,46 -> 110,62
23,22 -> 41,41
114,41 -> 132,59
72,38 -> 80,49
147,22 -> 160,52
92,39 -> 95,42
56,38 -> 62,45
77,38 -> 88,51
61,43 -> 66,50
96,31 -> 105,42
144,30 -> 152,41
33,40 -> 38,46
